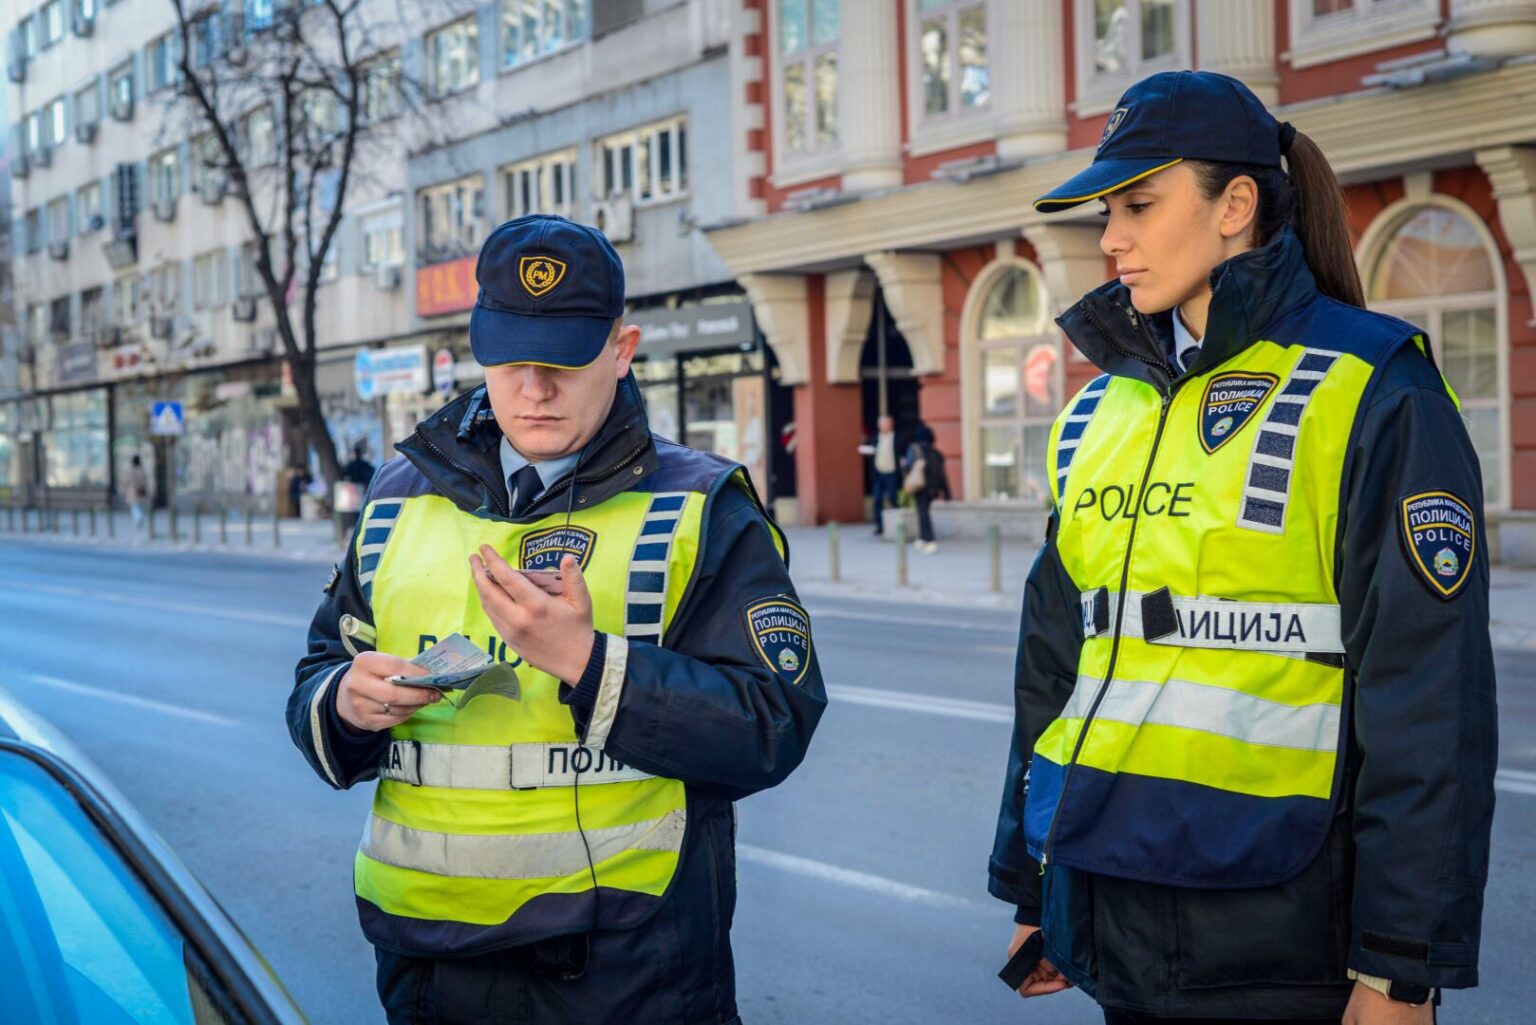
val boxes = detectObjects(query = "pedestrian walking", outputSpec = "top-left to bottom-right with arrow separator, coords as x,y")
287,215 -> 826,1025
342,442 -> 376,486
989,71 -> 1496,1025
124,454 -> 150,538
901,423 -> 949,554
869,415 -> 900,535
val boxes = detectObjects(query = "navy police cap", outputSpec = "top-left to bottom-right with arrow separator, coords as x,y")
1035,71 -> 1285,213
469,215 -> 625,369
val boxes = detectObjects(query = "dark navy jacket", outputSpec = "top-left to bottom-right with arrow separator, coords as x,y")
989,229 -> 1498,1018
286,374 -> 826,1023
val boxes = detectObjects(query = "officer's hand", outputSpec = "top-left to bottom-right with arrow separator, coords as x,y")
336,651 -> 441,733
1343,982 -> 1434,1025
1007,924 -> 1073,999
470,547 -> 596,684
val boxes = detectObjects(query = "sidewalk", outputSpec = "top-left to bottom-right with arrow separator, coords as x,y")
3,510 -> 1532,651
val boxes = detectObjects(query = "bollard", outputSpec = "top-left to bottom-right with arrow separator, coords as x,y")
828,522 -> 841,582
272,510 -> 281,548
89,506 -> 97,537
245,507 -> 254,546
895,520 -> 909,587
169,505 -> 179,543
988,524 -> 1002,593
192,504 -> 202,545
219,506 -> 228,545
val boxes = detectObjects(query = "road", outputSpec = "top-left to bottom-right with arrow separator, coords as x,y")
0,538 -> 1531,1024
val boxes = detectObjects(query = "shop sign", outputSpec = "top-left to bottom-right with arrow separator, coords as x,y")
416,257 -> 478,318
433,349 -> 456,394
630,299 -> 755,355
55,340 -> 98,384
355,344 -> 429,401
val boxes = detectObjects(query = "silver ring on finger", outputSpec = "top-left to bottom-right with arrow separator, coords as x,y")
382,701 -> 391,716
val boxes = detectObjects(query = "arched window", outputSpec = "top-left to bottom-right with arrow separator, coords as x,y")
974,264 -> 1059,502
1367,204 -> 1505,505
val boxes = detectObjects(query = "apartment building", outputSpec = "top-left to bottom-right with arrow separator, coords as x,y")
704,0 -> 1536,562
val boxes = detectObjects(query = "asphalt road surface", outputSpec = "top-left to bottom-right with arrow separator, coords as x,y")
0,538 -> 1531,1024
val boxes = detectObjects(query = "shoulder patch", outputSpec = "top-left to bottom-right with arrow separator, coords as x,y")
1400,491 -> 1475,599
520,524 -> 596,571
1200,371 -> 1279,454
743,596 -> 812,687
323,563 -> 340,594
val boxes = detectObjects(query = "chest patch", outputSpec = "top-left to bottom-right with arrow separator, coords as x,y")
1400,491 -> 1475,599
519,524 -> 596,571
744,597 -> 812,687
1200,372 -> 1279,454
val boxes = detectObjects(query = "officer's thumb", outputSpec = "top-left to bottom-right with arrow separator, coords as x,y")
561,554 -> 591,608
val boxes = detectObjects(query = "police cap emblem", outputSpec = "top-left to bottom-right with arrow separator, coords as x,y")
518,255 -> 568,299
1400,490 -> 1475,599
519,524 -> 596,571
1099,107 -> 1129,150
744,596 -> 812,687
1200,372 -> 1279,454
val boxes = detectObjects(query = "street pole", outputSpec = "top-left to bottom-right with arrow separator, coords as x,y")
988,524 -> 1002,593
895,520 -> 908,587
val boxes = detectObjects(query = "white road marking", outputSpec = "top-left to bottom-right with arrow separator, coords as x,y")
1496,768 -> 1536,797
26,674 -> 239,728
737,844 -> 991,914
828,684 -> 1012,724
3,580 -> 310,629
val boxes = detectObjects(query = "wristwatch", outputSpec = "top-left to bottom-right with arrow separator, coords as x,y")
1349,969 -> 1434,1005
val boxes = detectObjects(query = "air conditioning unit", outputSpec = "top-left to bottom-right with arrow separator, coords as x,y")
13,153 -> 29,179
32,146 -> 52,168
249,327 -> 277,354
593,197 -> 635,244
232,296 -> 257,322
71,12 -> 93,37
87,214 -> 105,233
373,264 -> 402,291
110,96 -> 133,121
152,198 -> 177,222
47,240 -> 69,261
95,325 -> 123,349
6,58 -> 25,84
75,121 -> 98,145
149,316 -> 173,340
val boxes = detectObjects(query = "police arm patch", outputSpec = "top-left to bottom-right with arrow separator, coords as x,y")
743,596 -> 812,686
323,563 -> 341,595
1399,490 -> 1475,599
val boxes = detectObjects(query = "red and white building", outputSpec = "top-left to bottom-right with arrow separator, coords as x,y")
707,0 -> 1536,562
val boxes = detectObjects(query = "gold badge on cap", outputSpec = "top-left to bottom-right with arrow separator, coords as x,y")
519,256 -> 568,299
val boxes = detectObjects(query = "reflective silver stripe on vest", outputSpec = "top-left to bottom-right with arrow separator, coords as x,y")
1236,349 -> 1340,535
1055,374 -> 1111,502
1060,673 -> 1341,752
624,492 -> 688,647
378,740 -> 654,790
360,807 -> 687,880
1079,589 -> 1344,654
357,500 -> 404,602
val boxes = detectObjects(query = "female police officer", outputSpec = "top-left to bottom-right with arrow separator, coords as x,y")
988,71 -> 1496,1024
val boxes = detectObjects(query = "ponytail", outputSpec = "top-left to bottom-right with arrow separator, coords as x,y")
1191,128 -> 1365,309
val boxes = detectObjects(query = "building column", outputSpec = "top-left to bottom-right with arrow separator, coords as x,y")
864,251 -> 944,376
795,275 -> 867,524
838,0 -> 902,192
1475,146 -> 1536,325
989,0 -> 1068,159
1448,0 -> 1536,57
1195,0 -> 1278,107
740,272 -> 811,384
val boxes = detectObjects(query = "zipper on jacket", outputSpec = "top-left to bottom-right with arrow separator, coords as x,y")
414,429 -> 509,516
1040,305 -> 1180,868
534,433 -> 649,507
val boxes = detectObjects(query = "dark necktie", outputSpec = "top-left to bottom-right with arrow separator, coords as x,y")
1179,345 -> 1200,375
509,464 -> 544,516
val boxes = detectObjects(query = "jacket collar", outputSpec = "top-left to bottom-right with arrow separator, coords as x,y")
1056,226 -> 1319,395
396,372 -> 657,520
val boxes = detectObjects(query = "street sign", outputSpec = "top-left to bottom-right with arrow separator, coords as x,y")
150,401 -> 185,437
355,344 -> 429,401
433,349 -> 455,394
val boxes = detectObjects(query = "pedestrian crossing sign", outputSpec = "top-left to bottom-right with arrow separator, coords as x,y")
150,401 -> 185,437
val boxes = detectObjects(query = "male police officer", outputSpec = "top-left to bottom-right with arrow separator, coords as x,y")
287,215 -> 827,1025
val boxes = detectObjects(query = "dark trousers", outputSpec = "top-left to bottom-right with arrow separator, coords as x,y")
914,492 -> 936,542
1104,1013 -> 1340,1024
870,471 -> 899,532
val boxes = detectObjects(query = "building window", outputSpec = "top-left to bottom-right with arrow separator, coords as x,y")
25,111 -> 44,157
49,295 -> 70,340
597,117 -> 687,204
46,96 -> 67,149
502,149 -> 577,219
46,196 -> 70,243
1289,0 -> 1439,69
417,174 -> 485,262
80,286 -> 105,335
190,11 -> 223,68
914,0 -> 989,120
109,60 -> 135,119
147,32 -> 178,93
1075,0 -> 1189,115
40,1 -> 63,48
359,205 -> 404,271
153,262 -> 181,313
427,15 -> 479,97
19,17 -> 37,59
27,303 -> 47,346
361,51 -> 402,122
193,250 -> 228,309
971,264 -> 1059,503
114,274 -> 141,324
75,0 -> 98,22
150,148 -> 179,206
298,90 -> 338,151
243,0 -> 276,34
777,0 -> 838,155
76,181 -> 103,234
241,105 -> 275,165
238,242 -> 262,298
1367,203 -> 1506,506
24,208 -> 42,254
74,80 -> 100,129
501,0 -> 587,69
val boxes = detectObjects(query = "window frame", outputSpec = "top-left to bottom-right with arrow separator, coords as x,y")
425,14 -> 481,99
146,32 -> 178,94
1287,0 -> 1440,70
595,116 -> 688,207
39,0 -> 63,49
416,174 -> 486,263
108,59 -> 135,120
501,147 -> 578,220
45,195 -> 70,244
360,50 -> 403,123
149,148 -> 179,207
357,201 -> 405,272
905,0 -> 992,156
193,249 -> 228,310
500,0 -> 588,72
770,0 -> 841,185
75,180 -> 103,235
1073,0 -> 1191,117
73,78 -> 100,130
45,95 -> 67,150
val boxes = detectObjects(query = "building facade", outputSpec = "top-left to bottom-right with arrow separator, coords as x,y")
704,0 -> 1536,562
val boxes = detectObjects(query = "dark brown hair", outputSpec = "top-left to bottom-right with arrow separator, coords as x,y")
1190,129 -> 1365,308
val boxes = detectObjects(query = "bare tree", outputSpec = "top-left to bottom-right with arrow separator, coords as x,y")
165,0 -> 438,489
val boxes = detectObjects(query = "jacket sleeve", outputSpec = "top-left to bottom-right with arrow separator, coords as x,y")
286,511 -> 392,790
561,479 -> 827,802
1338,344 -> 1498,990
989,511 -> 1084,922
